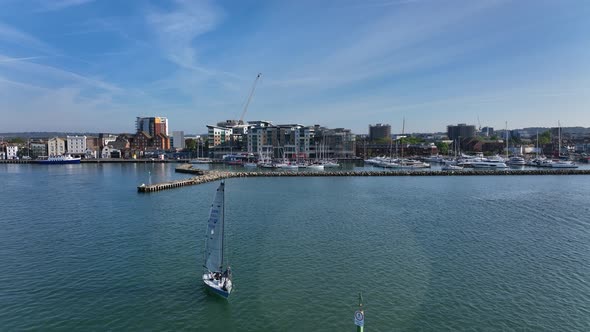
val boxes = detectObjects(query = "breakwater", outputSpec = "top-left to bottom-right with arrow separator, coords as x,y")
138,171 -> 234,192
136,166 -> 590,192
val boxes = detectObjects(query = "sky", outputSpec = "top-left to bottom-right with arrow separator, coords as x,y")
0,0 -> 589,134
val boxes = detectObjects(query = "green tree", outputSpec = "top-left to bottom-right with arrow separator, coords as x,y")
185,139 -> 197,151
402,136 -> 425,144
374,137 -> 392,144
510,136 -> 522,145
538,131 -> 551,145
435,142 -> 449,155
17,147 -> 31,158
8,137 -> 25,144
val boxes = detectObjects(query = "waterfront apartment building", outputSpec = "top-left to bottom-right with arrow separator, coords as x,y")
447,124 -> 476,141
369,123 -> 391,141
136,117 -> 169,137
246,122 -> 315,159
6,145 -> 18,159
172,131 -> 185,149
30,142 -> 47,159
314,126 -> 356,158
207,125 -> 233,148
48,137 -> 66,156
246,122 -> 355,159
129,132 -> 170,152
67,135 -> 87,155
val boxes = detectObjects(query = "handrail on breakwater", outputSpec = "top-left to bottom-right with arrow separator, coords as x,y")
136,164 -> 590,193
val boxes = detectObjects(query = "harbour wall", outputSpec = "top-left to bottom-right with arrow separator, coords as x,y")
136,165 -> 590,192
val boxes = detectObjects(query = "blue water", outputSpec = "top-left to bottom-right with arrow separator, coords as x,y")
1,163 -> 589,331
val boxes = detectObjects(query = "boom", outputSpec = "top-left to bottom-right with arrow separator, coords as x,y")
239,73 -> 262,124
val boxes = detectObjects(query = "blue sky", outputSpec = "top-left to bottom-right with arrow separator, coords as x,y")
1,0 -> 589,134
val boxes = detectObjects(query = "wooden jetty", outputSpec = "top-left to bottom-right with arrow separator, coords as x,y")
137,165 -> 590,193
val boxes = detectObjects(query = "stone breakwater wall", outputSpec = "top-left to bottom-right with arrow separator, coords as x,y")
137,171 -> 231,192
137,168 -> 590,192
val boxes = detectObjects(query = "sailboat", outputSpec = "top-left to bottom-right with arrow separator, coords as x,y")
202,181 -> 233,298
551,121 -> 577,168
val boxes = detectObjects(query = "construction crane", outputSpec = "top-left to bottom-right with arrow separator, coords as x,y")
477,115 -> 481,131
238,73 -> 262,125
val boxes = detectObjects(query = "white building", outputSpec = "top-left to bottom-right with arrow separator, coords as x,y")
6,145 -> 18,159
100,134 -> 118,147
173,131 -> 185,149
48,137 -> 66,156
101,146 -> 121,158
67,135 -> 87,155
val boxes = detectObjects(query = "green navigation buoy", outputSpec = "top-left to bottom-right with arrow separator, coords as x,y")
354,292 -> 364,331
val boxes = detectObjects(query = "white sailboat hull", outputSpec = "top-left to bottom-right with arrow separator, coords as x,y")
307,164 -> 324,170
203,273 -> 232,298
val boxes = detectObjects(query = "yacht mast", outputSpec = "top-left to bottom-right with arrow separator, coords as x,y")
558,120 -> 561,158
401,117 -> 405,163
536,131 -> 539,158
505,121 -> 509,159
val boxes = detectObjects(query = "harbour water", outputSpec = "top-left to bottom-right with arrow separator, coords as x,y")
1,163 -> 589,331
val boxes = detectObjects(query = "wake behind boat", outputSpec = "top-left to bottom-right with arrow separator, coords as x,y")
202,181 -> 233,298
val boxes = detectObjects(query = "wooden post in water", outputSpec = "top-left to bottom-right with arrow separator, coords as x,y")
354,292 -> 365,332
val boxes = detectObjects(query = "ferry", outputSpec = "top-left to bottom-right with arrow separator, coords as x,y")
37,155 -> 81,164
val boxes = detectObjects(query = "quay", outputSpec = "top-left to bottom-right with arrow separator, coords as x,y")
136,164 -> 590,193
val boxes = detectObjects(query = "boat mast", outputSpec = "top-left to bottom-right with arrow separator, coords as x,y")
401,117 -> 405,163
536,131 -> 539,158
221,181 -> 225,269
558,120 -> 561,158
505,121 -> 508,160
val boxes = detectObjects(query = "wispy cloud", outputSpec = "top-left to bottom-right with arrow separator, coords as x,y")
0,55 -> 48,63
36,0 -> 95,12
146,0 -> 223,70
0,21 -> 58,54
0,54 -> 121,94
263,0 -> 509,93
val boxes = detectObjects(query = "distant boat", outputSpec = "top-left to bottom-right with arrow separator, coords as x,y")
37,155 -> 81,164
471,161 -> 508,169
442,163 -> 463,170
202,182 -> 233,298
506,156 -> 526,166
550,161 -> 578,169
243,162 -> 258,168
423,155 -> 445,163
190,158 -> 212,164
321,160 -> 340,168
307,164 -> 325,171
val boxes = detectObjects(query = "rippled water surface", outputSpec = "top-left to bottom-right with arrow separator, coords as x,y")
1,163 -> 589,331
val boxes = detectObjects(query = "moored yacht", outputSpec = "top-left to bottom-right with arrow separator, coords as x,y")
507,156 -> 526,166
471,161 -> 508,168
550,160 -> 578,168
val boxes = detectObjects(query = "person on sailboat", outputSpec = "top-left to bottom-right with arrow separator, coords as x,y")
220,268 -> 231,290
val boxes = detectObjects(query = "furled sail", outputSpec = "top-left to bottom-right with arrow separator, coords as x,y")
204,182 -> 225,272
